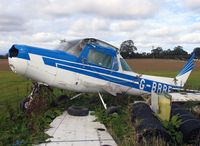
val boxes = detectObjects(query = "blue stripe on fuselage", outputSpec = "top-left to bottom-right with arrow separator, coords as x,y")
57,64 -> 138,89
43,57 -> 139,87
43,57 -> 180,93
43,57 -> 139,81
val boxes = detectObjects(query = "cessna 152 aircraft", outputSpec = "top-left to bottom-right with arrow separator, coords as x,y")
8,38 -> 195,109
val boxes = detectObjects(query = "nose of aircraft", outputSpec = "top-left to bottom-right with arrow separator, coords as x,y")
8,45 -> 29,75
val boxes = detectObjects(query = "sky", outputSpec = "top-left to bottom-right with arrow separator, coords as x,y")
0,0 -> 200,55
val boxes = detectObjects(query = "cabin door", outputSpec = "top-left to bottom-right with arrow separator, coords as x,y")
54,66 -> 79,90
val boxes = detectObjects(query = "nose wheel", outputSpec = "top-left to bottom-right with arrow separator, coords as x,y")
20,97 -> 33,111
20,82 -> 41,111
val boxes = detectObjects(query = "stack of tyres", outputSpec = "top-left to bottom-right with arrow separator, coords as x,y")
131,102 -> 172,143
171,104 -> 200,144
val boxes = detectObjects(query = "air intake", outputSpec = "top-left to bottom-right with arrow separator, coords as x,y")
9,45 -> 19,58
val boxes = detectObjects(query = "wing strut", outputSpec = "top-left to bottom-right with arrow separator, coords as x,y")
98,93 -> 107,109
70,93 -> 82,100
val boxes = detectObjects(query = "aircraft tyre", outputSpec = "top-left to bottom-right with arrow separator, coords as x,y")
106,106 -> 120,115
20,97 -> 31,111
131,102 -> 172,143
67,106 -> 89,116
57,95 -> 69,102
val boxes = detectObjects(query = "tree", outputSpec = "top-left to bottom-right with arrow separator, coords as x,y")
151,47 -> 163,54
0,54 -> 7,59
120,40 -> 137,58
162,49 -> 173,59
193,47 -> 200,58
151,47 -> 163,58
173,46 -> 188,59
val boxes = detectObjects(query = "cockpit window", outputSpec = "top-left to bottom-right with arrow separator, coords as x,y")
120,58 -> 132,71
56,38 -> 118,57
83,38 -> 117,51
56,39 -> 85,57
87,49 -> 112,69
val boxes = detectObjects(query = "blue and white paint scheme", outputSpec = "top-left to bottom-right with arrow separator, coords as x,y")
8,38 -> 195,97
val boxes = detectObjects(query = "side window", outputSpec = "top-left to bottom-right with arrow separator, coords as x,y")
120,58 -> 132,71
87,49 -> 112,69
112,57 -> 119,71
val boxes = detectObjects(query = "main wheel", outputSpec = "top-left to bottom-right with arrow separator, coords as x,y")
106,106 -> 120,115
20,97 -> 31,111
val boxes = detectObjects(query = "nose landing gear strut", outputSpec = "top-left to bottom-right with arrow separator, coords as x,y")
20,82 -> 50,111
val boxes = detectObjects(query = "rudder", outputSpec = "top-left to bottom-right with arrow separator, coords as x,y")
175,53 -> 195,87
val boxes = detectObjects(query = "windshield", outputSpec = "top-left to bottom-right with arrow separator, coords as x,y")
90,39 -> 117,51
56,39 -> 84,57
56,38 -> 117,57
120,58 -> 132,71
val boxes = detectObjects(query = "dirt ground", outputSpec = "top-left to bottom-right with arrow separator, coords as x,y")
1,59 -> 200,72
126,59 -> 200,72
0,59 -> 10,71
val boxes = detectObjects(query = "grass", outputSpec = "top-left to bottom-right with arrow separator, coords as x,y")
94,106 -> 136,145
0,70 -> 200,145
0,73 -> 66,145
0,71 -> 31,115
186,71 -> 200,89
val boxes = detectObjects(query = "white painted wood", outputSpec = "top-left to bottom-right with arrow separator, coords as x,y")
170,92 -> 200,102
151,92 -> 159,113
38,111 -> 117,146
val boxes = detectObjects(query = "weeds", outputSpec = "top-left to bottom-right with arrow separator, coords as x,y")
0,84 -> 64,145
95,106 -> 136,146
162,115 -> 183,145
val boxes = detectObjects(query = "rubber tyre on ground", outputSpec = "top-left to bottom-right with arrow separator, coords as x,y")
106,106 -> 120,115
67,106 -> 89,116
57,95 -> 69,102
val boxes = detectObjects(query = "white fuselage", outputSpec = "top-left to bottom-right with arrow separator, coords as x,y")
8,53 -> 177,96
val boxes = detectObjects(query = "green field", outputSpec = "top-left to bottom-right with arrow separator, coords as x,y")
0,70 -> 63,145
0,71 -> 31,115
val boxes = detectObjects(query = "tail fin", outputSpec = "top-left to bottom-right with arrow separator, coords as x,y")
175,53 -> 195,87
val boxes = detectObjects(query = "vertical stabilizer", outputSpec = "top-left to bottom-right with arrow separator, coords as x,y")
175,53 -> 195,87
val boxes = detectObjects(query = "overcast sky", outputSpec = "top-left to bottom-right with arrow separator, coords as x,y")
0,0 -> 200,55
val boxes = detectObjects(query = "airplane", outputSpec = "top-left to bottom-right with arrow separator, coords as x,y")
8,38 -> 195,109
